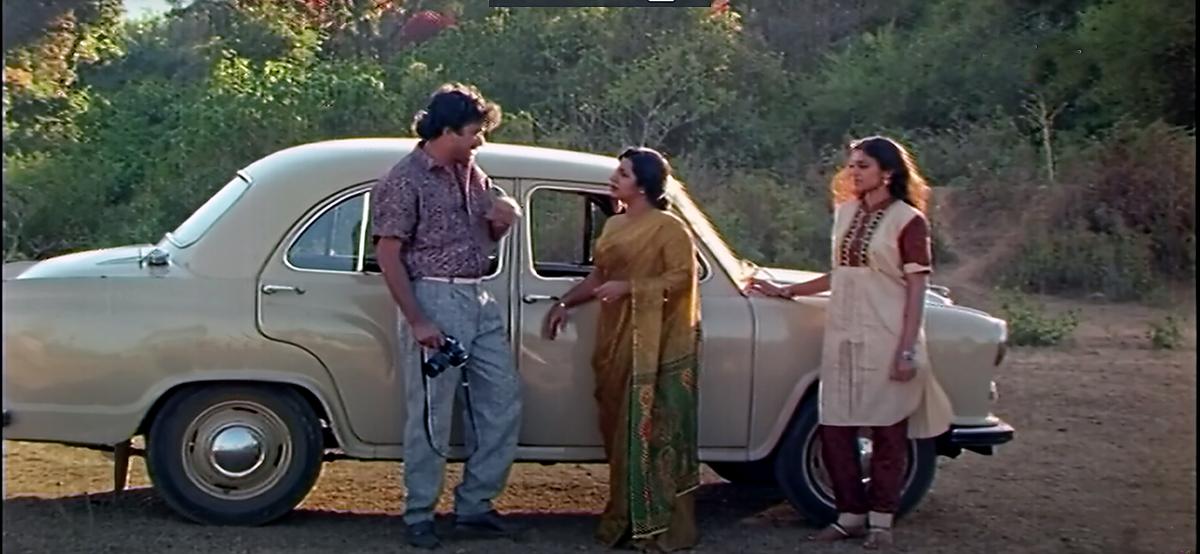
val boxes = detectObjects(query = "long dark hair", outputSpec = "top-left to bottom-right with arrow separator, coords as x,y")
831,135 -> 930,214
618,147 -> 672,210
411,83 -> 502,140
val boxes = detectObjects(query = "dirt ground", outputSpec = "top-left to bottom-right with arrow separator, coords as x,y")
2,296 -> 1196,554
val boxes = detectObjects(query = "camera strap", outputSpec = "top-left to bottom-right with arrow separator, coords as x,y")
421,350 -> 481,460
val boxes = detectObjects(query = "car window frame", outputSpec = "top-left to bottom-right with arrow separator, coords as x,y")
282,182 -> 505,280
167,172 -> 253,249
523,182 -> 711,283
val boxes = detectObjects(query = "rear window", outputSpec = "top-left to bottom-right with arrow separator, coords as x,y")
167,175 -> 251,248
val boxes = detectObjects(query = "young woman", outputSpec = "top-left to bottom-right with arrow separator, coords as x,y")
748,136 -> 953,549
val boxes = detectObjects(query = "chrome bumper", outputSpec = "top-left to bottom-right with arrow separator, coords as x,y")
951,421 -> 1015,446
938,420 -> 1015,456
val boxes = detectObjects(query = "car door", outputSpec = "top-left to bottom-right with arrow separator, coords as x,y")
515,183 -> 612,446
516,181 -> 753,449
256,180 -> 513,446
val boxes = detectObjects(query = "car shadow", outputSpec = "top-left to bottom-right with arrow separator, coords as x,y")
2,481 -> 810,550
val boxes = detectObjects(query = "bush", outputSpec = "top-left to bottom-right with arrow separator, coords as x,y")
1147,315 -> 1184,350
1079,122 -> 1196,280
998,221 -> 1159,301
997,290 -> 1079,347
903,116 -> 1040,189
997,122 -> 1195,299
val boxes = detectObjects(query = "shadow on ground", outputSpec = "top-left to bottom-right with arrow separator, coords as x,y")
2,482 -> 809,553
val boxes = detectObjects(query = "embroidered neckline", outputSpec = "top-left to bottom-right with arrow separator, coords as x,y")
839,203 -> 889,267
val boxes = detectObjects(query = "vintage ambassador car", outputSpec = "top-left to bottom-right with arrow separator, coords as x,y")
2,139 -> 1013,526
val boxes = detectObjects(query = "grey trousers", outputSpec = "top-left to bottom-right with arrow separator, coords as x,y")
399,280 -> 522,524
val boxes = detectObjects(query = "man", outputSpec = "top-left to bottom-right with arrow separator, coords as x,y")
371,83 -> 523,550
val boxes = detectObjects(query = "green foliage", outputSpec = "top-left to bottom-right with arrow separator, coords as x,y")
999,221 -> 1158,301
1080,122 -> 1196,279
691,172 -> 830,269
902,116 -> 1040,188
1031,0 -> 1195,130
996,290 -> 1080,347
0,0 -> 1195,303
1147,315 -> 1184,350
999,122 -> 1195,300
796,0 -> 1038,147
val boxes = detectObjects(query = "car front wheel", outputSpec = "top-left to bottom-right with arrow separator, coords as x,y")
146,384 -> 324,525
773,397 -> 937,524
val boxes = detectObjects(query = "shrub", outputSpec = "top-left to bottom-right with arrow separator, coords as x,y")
1147,315 -> 1185,350
997,290 -> 1080,347
998,221 -> 1158,301
997,122 -> 1194,298
1080,122 -> 1196,280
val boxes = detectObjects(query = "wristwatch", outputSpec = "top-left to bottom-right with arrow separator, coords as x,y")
900,349 -> 917,362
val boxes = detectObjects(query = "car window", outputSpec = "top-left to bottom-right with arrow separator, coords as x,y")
288,193 -> 367,272
529,188 -> 614,278
168,175 -> 251,248
529,187 -> 711,281
359,190 -> 503,277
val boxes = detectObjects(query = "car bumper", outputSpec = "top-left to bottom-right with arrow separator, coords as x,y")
939,420 -> 1015,456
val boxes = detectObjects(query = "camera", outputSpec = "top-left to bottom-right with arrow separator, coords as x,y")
422,335 -> 469,378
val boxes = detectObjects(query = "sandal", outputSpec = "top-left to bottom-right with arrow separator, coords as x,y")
862,527 -> 894,550
807,522 -> 867,542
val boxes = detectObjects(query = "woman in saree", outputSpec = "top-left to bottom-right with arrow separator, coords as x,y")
748,136 -> 953,550
542,147 -> 701,552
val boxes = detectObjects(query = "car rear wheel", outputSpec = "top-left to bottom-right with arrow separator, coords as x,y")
146,384 -> 324,525
773,397 -> 937,524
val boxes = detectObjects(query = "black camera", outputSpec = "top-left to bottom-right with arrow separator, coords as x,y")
422,335 -> 469,378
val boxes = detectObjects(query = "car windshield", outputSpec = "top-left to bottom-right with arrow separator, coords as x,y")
165,175 -> 251,248
668,180 -> 749,283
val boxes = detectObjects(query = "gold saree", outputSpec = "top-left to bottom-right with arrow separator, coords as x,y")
590,210 -> 701,551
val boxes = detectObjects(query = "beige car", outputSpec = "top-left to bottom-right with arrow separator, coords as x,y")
2,139 -> 1013,526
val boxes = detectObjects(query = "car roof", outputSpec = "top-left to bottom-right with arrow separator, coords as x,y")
239,138 -> 620,190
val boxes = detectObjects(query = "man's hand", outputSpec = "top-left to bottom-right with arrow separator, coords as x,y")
412,319 -> 445,349
485,196 -> 522,227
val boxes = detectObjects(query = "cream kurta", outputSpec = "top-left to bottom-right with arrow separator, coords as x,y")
818,199 -> 953,439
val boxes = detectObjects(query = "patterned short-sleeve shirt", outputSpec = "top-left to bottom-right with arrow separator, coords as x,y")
370,145 -> 498,279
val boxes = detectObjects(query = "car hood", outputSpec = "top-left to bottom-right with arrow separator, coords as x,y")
6,244 -> 157,280
757,265 -> 954,305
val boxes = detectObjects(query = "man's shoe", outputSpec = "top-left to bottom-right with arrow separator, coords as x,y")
406,521 -> 441,550
454,510 -> 525,538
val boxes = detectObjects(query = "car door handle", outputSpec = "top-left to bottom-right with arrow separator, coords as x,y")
261,284 -> 306,295
521,294 -> 559,304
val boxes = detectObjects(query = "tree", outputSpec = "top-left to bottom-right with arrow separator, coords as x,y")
2,0 -> 121,52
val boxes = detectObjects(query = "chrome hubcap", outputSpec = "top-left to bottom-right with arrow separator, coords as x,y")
181,400 -> 293,500
804,426 -> 918,509
210,424 -> 266,478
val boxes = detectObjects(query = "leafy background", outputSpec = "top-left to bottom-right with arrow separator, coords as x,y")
2,0 -> 1194,302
